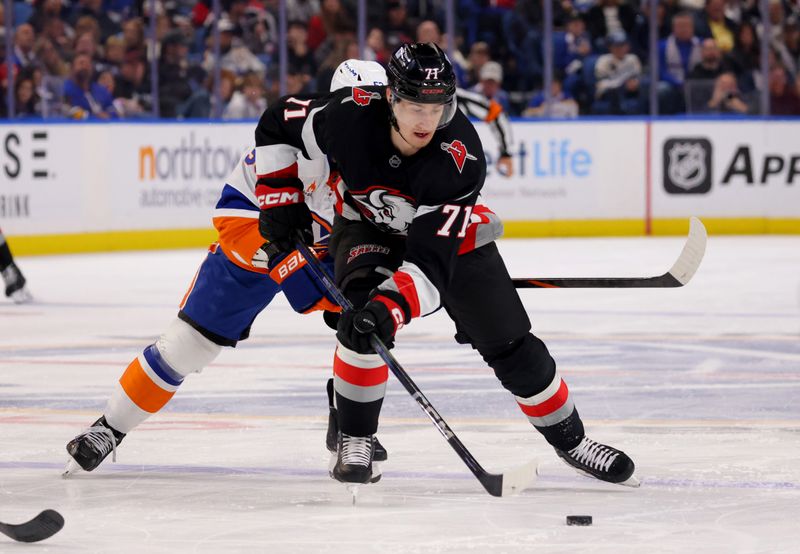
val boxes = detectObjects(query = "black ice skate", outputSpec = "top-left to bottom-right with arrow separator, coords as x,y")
2,262 -> 32,304
555,436 -> 639,487
63,416 -> 126,477
330,433 -> 381,485
326,378 -> 388,461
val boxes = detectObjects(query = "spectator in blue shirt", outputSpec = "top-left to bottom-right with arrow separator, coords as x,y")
657,11 -> 702,113
63,54 -> 118,120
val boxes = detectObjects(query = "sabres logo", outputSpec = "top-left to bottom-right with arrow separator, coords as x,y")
347,87 -> 382,106
441,140 -> 477,173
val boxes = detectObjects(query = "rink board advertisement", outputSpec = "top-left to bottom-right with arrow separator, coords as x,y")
2,119 -> 799,255
651,121 -> 800,231
0,122 -> 252,237
476,120 -> 646,225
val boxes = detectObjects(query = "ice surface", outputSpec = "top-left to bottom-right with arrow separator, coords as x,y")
1,235 -> 799,553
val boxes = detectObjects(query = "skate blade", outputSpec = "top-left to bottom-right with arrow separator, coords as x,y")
572,467 -> 640,488
10,288 -> 33,304
619,473 -> 641,488
62,458 -> 82,478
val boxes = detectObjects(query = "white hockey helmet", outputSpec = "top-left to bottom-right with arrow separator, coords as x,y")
330,59 -> 388,91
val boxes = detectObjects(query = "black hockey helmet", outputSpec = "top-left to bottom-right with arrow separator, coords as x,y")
387,42 -> 458,129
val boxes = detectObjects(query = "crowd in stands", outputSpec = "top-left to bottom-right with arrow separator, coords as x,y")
2,0 -> 800,120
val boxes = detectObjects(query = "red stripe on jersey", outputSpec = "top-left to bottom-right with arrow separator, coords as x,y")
334,354 -> 388,387
392,271 -> 421,318
257,162 -> 298,180
517,379 -> 570,417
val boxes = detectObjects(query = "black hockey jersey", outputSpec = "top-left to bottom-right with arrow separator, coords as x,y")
254,86 -> 487,318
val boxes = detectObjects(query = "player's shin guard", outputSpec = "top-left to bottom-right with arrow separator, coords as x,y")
330,342 -> 387,484
104,343 -> 186,434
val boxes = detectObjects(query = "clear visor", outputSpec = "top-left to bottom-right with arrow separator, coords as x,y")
390,92 -> 458,130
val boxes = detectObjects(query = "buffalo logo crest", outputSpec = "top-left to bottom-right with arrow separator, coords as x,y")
350,187 -> 417,235
441,140 -> 477,173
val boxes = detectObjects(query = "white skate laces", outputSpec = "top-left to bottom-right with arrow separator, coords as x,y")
340,434 -> 372,467
568,437 -> 618,472
81,424 -> 119,463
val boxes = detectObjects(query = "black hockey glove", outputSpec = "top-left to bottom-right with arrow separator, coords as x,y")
256,177 -> 313,252
336,292 -> 410,354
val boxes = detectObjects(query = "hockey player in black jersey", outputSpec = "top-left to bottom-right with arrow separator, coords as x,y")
255,43 -> 638,487
0,229 -> 32,304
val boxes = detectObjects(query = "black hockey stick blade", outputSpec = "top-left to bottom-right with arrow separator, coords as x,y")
0,510 -> 65,543
295,239 -> 537,497
513,217 -> 707,289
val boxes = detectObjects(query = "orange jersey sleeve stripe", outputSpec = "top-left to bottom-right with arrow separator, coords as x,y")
119,358 -> 176,413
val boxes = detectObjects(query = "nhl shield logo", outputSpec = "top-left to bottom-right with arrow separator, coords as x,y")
351,87 -> 381,106
663,138 -> 712,194
440,140 -> 477,173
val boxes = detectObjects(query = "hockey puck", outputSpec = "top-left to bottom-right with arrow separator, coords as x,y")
566,515 -> 592,526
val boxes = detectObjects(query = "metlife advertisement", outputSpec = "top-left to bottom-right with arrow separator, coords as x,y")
475,120 -> 646,221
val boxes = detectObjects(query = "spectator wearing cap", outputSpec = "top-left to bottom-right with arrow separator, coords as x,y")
203,18 -> 266,79
236,1 -> 279,56
224,72 -> 267,119
471,61 -> 511,113
658,11 -> 702,113
585,0 -> 638,48
694,0 -> 738,53
13,24 -> 37,71
594,31 -> 643,114
62,53 -> 118,119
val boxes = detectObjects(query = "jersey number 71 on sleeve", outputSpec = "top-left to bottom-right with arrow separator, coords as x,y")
436,205 -> 473,238
284,97 -> 312,121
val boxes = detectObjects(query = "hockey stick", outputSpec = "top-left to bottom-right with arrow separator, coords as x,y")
0,510 -> 64,543
295,239 -> 537,497
512,216 -> 707,288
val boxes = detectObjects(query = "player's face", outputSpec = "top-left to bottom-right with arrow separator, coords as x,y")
393,97 -> 445,149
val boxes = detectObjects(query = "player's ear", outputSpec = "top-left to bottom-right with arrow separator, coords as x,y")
385,87 -> 392,101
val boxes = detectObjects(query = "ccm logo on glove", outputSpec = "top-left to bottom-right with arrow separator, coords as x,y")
256,188 -> 303,208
